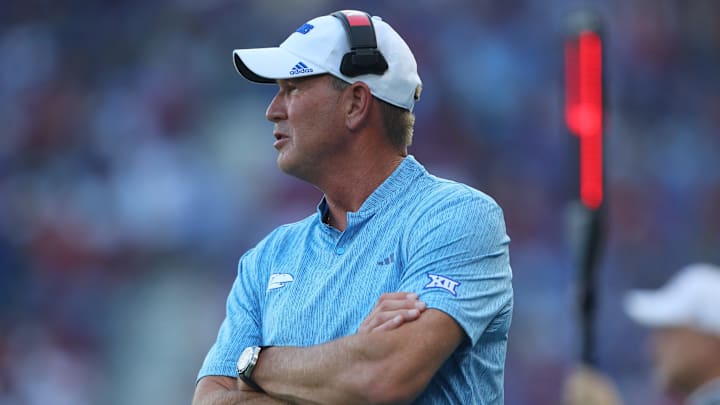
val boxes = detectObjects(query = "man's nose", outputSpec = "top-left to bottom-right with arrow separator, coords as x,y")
266,94 -> 286,122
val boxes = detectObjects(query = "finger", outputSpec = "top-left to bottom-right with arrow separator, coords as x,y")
371,308 -> 424,333
379,292 -> 418,301
374,292 -> 418,309
359,300 -> 423,332
359,310 -> 401,333
365,308 -> 423,333
359,310 -> 406,334
373,295 -> 422,313
372,314 -> 404,333
358,293 -> 423,333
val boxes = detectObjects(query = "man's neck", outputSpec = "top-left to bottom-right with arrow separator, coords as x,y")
321,154 -> 405,231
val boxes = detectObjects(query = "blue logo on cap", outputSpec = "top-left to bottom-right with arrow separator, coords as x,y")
289,61 -> 313,75
296,23 -> 314,34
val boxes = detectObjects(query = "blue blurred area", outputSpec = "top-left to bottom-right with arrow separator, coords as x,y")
1,1 -> 719,404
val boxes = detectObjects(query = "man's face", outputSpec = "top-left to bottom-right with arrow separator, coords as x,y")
265,75 -> 347,181
651,326 -> 720,397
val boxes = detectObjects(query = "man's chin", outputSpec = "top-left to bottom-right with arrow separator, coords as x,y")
277,155 -> 292,171
276,155 -> 301,178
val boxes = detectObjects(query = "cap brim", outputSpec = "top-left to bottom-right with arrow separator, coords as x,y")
233,48 -> 327,83
623,290 -> 688,329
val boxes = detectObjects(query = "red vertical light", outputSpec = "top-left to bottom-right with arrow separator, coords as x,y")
565,40 -> 580,135
565,31 -> 603,210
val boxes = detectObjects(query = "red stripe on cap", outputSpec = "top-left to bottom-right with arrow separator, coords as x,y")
345,12 -> 371,26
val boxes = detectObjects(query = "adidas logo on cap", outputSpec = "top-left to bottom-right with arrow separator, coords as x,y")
289,61 -> 314,75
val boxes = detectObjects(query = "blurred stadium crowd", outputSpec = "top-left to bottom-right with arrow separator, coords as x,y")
1,0 -> 719,404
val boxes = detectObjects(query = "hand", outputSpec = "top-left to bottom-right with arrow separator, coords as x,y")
563,366 -> 623,405
357,292 -> 427,334
193,376 -> 291,405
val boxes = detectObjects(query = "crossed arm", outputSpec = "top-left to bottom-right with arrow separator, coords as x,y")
193,293 -> 464,405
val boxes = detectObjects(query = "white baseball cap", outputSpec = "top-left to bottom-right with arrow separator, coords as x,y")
232,10 -> 422,111
624,263 -> 720,335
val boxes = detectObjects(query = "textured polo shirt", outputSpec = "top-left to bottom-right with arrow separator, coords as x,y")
198,155 -> 513,404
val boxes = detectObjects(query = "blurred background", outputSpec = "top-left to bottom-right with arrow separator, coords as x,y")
1,0 -> 719,404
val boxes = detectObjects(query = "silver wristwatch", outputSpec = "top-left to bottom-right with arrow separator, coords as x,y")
237,346 -> 265,392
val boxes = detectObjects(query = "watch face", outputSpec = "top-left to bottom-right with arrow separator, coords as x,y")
237,347 -> 254,372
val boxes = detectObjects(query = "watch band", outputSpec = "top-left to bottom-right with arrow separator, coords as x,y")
238,373 -> 266,393
237,345 -> 273,393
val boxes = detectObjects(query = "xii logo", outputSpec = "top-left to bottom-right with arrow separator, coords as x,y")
423,273 -> 460,296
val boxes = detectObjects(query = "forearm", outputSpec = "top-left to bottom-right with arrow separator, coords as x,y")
192,348 -> 365,405
193,376 -> 290,405
254,310 -> 460,405
255,337 -> 373,405
194,391 -> 289,405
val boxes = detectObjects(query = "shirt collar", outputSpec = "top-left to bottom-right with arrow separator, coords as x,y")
315,155 -> 425,223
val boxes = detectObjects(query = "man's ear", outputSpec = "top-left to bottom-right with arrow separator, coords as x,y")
345,82 -> 373,131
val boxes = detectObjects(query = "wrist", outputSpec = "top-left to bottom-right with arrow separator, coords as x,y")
237,346 -> 272,393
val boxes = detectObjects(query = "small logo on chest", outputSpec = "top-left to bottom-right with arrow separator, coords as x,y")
267,273 -> 294,291
423,273 -> 460,296
377,253 -> 395,266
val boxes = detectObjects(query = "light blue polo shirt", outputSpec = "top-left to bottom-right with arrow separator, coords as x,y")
198,156 -> 513,404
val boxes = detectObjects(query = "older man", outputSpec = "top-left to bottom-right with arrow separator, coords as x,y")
193,10 -> 513,404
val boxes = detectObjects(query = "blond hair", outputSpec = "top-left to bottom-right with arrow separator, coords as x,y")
330,76 -> 415,152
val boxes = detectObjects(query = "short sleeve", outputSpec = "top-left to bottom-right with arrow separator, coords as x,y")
197,249 -> 264,381
398,187 -> 513,346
